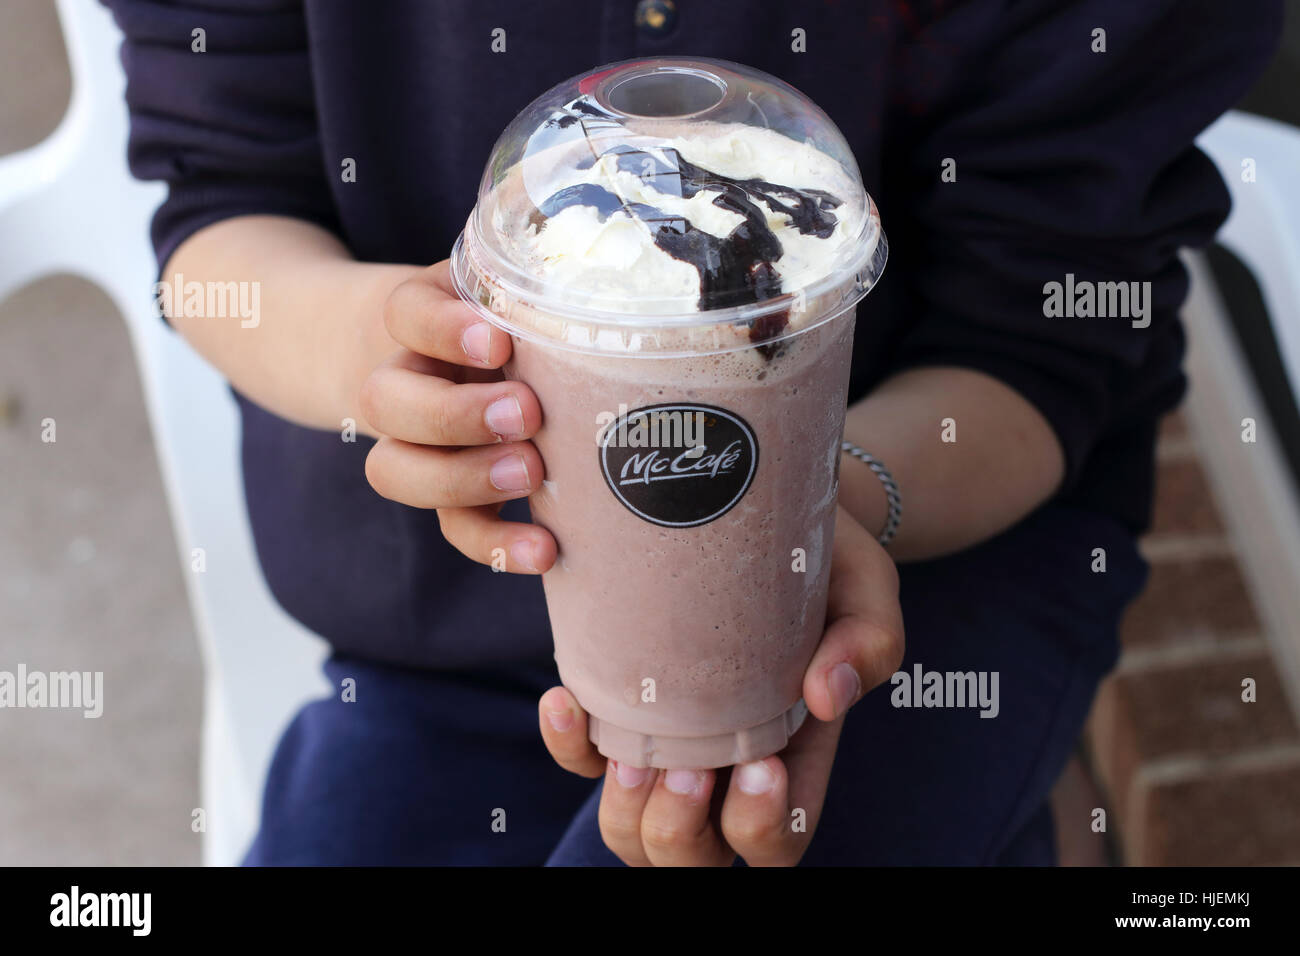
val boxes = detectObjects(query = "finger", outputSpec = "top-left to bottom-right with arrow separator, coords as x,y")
364,436 -> 543,509
719,709 -> 845,868
436,504 -> 557,573
781,713 -> 843,821
422,258 -> 465,299
360,364 -> 540,445
383,266 -> 512,369
744,712 -> 845,864
803,507 -> 906,721
717,756 -> 799,867
639,769 -> 734,867
538,687 -> 606,778
597,761 -> 659,867
718,757 -> 794,865
721,716 -> 846,869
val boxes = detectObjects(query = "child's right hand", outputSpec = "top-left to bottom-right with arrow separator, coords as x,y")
360,260 -> 557,574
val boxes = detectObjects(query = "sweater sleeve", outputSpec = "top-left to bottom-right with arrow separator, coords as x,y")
886,0 -> 1282,494
102,0 -> 338,272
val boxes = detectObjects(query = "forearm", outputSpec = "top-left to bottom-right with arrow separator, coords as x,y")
164,220 -> 1064,557
162,215 -> 418,433
839,366 -> 1065,562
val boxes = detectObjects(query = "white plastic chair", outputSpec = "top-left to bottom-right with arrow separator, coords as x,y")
1196,111 -> 1300,404
0,0 -> 329,866
1184,111 -> 1300,714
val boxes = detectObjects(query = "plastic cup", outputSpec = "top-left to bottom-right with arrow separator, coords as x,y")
452,57 -> 887,768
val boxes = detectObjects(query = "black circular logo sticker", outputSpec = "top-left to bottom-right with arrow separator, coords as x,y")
598,403 -> 759,528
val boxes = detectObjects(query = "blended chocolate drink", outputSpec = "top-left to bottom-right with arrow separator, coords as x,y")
453,59 -> 887,769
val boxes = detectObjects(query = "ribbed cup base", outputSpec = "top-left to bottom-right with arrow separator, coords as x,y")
587,700 -> 810,770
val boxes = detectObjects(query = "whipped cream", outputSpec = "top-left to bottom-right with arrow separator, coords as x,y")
497,121 -> 867,315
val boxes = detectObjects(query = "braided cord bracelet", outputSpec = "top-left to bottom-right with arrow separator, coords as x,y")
840,441 -> 902,547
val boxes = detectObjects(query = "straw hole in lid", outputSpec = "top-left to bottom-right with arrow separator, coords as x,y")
601,66 -> 726,119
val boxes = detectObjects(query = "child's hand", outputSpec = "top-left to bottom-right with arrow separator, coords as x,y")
361,260 -> 556,574
537,508 -> 905,866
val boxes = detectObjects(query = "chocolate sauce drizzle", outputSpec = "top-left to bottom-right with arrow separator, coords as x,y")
529,102 -> 845,358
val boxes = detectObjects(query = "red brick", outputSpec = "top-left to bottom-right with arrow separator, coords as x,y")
1119,654 -> 1298,760
1149,459 -> 1225,535
1135,760 -> 1300,865
1086,653 -> 1300,864
1121,556 -> 1258,647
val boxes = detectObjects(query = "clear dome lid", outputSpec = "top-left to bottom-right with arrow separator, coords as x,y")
451,57 -> 887,355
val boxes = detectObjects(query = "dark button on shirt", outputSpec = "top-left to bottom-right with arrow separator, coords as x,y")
635,0 -> 677,37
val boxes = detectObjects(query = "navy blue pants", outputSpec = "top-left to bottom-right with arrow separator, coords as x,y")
244,504 -> 1145,866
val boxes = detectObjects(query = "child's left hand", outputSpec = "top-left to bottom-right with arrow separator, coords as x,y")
537,507 -> 905,866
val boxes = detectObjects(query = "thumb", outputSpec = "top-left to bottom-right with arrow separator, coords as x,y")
802,507 -> 905,722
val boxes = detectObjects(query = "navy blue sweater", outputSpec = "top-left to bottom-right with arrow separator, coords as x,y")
106,0 -> 1281,669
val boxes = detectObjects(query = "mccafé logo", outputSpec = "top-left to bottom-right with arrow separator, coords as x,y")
618,440 -> 744,484
598,403 -> 758,528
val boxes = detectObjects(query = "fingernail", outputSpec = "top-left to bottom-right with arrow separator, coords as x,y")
665,769 -> 703,797
613,760 -> 651,788
736,760 -> 776,795
489,454 -> 531,493
462,322 -> 493,363
484,395 -> 525,439
545,706 -> 573,732
828,661 -> 861,718
509,540 -> 538,572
